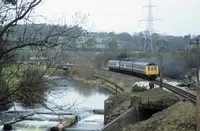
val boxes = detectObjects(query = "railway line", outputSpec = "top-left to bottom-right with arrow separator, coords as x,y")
152,80 -> 196,104
96,68 -> 197,104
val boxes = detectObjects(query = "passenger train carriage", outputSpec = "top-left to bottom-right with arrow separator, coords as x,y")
108,60 -> 159,79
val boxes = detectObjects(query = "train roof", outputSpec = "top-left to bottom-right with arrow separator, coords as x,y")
108,60 -> 157,65
120,61 -> 134,64
134,62 -> 157,66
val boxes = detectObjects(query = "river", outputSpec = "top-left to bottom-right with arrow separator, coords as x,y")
0,76 -> 112,130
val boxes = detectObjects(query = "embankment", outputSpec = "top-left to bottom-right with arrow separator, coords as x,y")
69,67 -> 143,93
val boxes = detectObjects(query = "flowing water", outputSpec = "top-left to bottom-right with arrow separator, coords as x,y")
0,76 -> 112,131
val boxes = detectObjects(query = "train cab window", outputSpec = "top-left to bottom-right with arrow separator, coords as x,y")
148,66 -> 151,71
150,66 -> 154,71
151,66 -> 157,71
148,66 -> 156,71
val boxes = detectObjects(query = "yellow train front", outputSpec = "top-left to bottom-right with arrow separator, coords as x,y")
108,60 -> 159,80
133,62 -> 159,79
145,63 -> 159,79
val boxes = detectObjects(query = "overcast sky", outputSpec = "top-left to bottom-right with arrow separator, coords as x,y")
35,0 -> 200,36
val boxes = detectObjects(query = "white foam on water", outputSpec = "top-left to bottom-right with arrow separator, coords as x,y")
26,114 -> 74,121
67,114 -> 104,130
13,120 -> 59,128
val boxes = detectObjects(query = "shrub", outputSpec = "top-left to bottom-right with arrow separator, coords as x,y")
18,67 -> 49,106
131,84 -> 148,92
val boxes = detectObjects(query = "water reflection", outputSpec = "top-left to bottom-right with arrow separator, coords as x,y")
72,78 -> 111,97
45,76 -> 112,112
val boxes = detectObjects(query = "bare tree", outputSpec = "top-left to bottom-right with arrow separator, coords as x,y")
0,0 -> 87,111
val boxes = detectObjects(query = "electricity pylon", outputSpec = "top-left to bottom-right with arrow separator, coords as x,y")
140,0 -> 162,52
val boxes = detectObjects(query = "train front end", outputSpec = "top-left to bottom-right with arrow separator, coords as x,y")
145,64 -> 159,79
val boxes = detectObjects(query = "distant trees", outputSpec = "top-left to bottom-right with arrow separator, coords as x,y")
83,38 -> 96,50
116,32 -> 132,42
108,32 -> 116,38
107,39 -> 118,51
81,31 -> 197,53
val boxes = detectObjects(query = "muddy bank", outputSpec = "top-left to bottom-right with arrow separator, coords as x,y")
70,72 -> 124,94
72,74 -> 102,85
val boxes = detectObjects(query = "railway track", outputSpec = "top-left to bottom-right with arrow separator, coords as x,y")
96,68 -> 197,104
152,80 -> 196,104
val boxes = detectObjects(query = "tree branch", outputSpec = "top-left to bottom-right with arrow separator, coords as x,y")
0,0 -> 42,38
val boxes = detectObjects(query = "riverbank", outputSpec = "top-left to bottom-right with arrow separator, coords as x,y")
71,74 -> 102,86
69,67 -> 143,92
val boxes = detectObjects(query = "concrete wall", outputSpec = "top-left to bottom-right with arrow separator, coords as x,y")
102,96 -> 140,131
101,108 -> 140,131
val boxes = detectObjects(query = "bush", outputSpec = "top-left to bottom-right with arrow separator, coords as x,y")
71,58 -> 95,79
18,67 -> 49,106
93,51 -> 119,68
72,67 -> 95,80
131,84 -> 148,92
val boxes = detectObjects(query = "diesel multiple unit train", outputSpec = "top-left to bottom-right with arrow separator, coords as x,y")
108,60 -> 159,79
